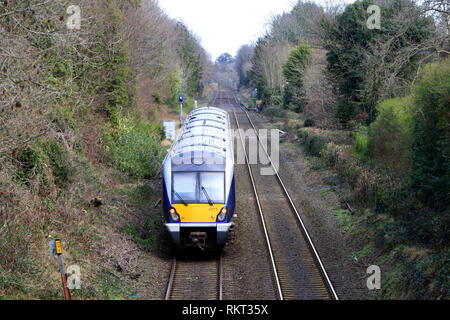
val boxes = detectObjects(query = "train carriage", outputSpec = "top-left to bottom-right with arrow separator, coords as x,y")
162,107 -> 235,249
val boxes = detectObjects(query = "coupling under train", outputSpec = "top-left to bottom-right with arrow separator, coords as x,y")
162,107 -> 235,249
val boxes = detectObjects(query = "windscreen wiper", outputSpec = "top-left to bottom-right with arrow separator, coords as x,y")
174,191 -> 188,206
201,186 -> 214,206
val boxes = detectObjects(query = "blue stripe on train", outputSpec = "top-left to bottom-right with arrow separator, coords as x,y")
224,175 -> 236,223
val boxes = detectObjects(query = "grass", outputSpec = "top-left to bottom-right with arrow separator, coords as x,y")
115,181 -> 164,251
124,223 -> 158,249
331,207 -> 354,234
97,269 -> 128,300
353,243 -> 373,260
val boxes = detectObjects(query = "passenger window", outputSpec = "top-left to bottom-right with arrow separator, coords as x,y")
200,172 -> 225,204
173,172 -> 197,202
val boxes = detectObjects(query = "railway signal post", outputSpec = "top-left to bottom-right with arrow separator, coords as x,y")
49,239 -> 71,300
178,94 -> 184,127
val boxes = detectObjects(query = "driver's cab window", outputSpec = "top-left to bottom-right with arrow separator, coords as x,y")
172,172 -> 197,203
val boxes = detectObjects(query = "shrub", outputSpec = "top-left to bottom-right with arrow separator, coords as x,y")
264,106 -> 284,119
353,126 -> 370,161
304,119 -> 315,127
152,92 -> 163,104
41,139 -> 71,188
166,68 -> 184,110
410,59 -> 450,210
307,136 -> 326,156
15,138 -> 71,189
320,142 -> 340,167
368,96 -> 414,172
104,116 -> 165,179
296,128 -> 326,157
296,127 -> 309,142
16,147 -> 49,188
336,103 -> 354,126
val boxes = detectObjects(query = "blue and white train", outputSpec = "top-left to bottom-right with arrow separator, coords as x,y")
162,107 -> 235,249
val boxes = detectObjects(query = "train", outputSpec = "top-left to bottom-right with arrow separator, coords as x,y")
162,107 -> 235,250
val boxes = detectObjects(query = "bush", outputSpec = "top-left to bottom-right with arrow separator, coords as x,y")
41,139 -> 71,188
304,119 -> 315,127
296,127 -> 308,142
368,96 -> 414,171
15,138 -> 71,189
307,136 -> 327,156
353,126 -> 370,161
296,128 -> 326,156
410,59 -> 450,210
16,147 -> 49,188
336,103 -> 354,126
104,116 -> 165,179
264,106 -> 284,119
166,68 -> 184,110
152,92 -> 163,104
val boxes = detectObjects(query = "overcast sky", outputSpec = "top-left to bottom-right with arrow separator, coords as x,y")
158,0 -> 300,61
158,1 -> 357,61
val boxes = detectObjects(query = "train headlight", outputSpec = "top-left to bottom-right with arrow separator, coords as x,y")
169,208 -> 180,222
217,207 -> 227,222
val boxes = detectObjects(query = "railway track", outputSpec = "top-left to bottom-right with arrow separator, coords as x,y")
219,91 -> 338,300
165,252 -> 223,300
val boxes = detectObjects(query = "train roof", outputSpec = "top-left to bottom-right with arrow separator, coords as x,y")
168,107 -> 232,159
190,107 -> 227,115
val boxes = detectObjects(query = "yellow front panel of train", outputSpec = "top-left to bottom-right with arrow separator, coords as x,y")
173,204 -> 225,223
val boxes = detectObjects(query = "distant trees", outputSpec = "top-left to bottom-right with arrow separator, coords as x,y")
234,45 -> 254,88
270,1 -> 325,46
176,23 -> 205,97
216,53 -> 235,65
122,1 -> 212,113
246,1 -> 339,116
242,0 -> 446,128
213,52 -> 238,90
248,37 -> 292,107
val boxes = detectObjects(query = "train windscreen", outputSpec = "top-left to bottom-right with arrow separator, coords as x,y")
172,172 -> 225,204
172,172 -> 197,203
200,172 -> 225,204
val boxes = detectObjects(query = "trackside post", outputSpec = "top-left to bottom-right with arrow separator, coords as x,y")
49,239 -> 71,300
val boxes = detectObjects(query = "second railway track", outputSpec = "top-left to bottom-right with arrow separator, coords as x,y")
217,91 -> 339,300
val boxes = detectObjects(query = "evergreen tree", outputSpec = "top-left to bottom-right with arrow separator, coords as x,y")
282,43 -> 311,111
